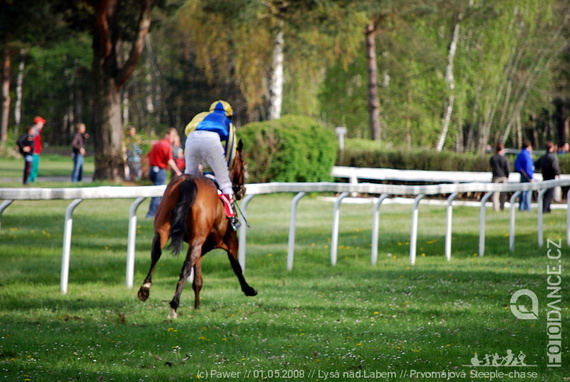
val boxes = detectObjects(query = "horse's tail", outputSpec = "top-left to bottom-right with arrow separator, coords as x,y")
168,178 -> 197,255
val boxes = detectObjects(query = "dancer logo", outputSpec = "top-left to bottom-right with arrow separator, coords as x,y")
467,350 -> 536,367
510,289 -> 539,320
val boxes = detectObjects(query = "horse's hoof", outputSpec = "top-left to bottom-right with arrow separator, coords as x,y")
167,309 -> 178,319
244,287 -> 258,297
137,286 -> 150,301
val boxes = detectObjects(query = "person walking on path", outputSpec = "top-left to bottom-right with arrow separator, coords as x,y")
28,116 -> 46,182
71,123 -> 89,183
514,140 -> 534,211
489,142 -> 510,211
146,128 -> 183,218
535,141 -> 561,213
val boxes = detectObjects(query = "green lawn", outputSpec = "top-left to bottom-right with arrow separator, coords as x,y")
0,184 -> 568,381
0,153 -> 94,180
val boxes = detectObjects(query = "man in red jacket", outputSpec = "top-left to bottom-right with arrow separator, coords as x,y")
29,116 -> 46,182
146,128 -> 182,218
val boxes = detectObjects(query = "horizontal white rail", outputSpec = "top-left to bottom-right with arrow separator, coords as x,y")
331,165 -> 570,184
245,179 -> 570,195
0,185 -> 166,200
1,178 -> 569,294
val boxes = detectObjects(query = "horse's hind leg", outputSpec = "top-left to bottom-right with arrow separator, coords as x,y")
226,233 -> 257,297
138,232 -> 165,301
191,258 -> 203,310
168,243 -> 203,318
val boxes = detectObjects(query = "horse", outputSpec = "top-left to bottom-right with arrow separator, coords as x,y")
137,140 -> 257,318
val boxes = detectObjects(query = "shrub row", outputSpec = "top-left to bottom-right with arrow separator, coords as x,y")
337,139 -> 570,174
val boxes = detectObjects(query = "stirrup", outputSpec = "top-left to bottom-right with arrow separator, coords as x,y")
229,216 -> 241,231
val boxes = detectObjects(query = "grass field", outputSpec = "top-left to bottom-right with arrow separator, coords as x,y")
0,156 -> 568,381
0,153 -> 93,181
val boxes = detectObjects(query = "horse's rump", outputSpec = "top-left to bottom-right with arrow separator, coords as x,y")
168,177 -> 198,255
161,175 -> 223,255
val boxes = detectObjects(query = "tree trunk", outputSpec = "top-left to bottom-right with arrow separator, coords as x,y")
405,88 -> 411,149
88,0 -> 152,181
144,35 -> 163,128
554,97 -> 569,145
365,22 -> 381,141
1,47 -> 11,144
436,19 -> 460,152
92,68 -> 124,180
268,28 -> 284,120
14,49 -> 26,136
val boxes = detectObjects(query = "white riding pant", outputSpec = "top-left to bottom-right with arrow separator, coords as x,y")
184,130 -> 233,195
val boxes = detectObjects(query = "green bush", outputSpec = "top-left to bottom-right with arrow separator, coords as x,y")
238,115 -> 337,183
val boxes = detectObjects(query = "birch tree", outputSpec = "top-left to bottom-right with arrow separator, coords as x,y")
435,13 -> 461,152
179,0 -> 364,121
365,20 -> 382,141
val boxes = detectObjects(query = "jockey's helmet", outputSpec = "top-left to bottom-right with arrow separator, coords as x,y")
209,100 -> 233,117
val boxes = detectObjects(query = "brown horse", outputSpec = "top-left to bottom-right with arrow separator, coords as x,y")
137,140 -> 257,318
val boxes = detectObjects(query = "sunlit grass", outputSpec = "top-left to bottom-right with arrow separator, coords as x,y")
0,191 -> 568,381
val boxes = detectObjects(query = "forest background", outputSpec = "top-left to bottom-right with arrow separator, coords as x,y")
0,0 -> 569,181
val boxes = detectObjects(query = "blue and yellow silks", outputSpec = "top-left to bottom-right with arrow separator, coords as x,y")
184,110 -> 237,170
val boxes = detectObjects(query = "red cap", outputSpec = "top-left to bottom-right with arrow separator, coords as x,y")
34,116 -> 46,124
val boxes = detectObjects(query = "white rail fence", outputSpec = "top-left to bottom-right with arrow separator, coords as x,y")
331,165 -> 570,183
1,175 -> 570,295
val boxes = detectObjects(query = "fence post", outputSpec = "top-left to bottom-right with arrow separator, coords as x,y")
238,194 -> 256,271
287,192 -> 306,271
409,194 -> 424,265
537,188 -> 548,247
509,191 -> 521,251
0,199 -> 14,230
445,192 -> 459,261
478,192 -> 493,257
371,194 -> 389,265
126,197 -> 146,288
330,192 -> 349,266
567,189 -> 570,247
61,199 -> 83,295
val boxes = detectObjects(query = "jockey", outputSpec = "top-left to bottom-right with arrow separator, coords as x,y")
184,100 -> 240,230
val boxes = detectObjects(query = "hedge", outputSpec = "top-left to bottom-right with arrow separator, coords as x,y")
337,138 -> 570,174
238,115 -> 337,183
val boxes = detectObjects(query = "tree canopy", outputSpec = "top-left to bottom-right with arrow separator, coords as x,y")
1,0 -> 568,165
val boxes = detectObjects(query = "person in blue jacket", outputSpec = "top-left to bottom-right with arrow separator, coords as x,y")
514,140 -> 534,211
184,100 -> 240,230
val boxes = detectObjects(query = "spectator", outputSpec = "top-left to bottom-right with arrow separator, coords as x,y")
16,126 -> 36,185
124,126 -> 143,181
172,134 -> 185,177
514,140 -> 534,211
535,142 -> 561,213
71,123 -> 89,183
146,128 -> 182,218
29,116 -> 46,182
489,142 -> 510,211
